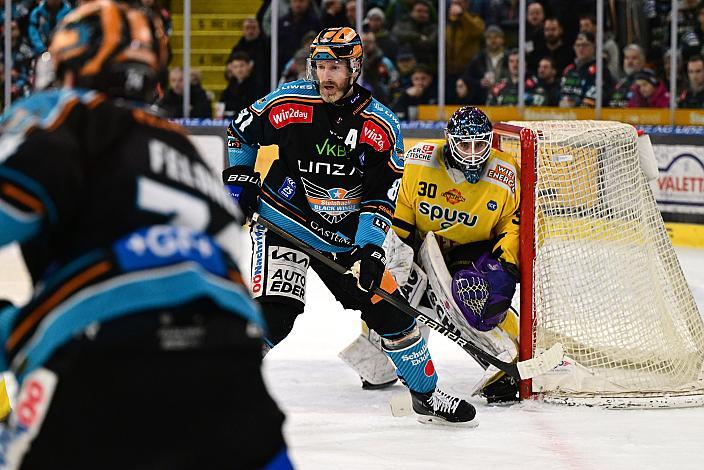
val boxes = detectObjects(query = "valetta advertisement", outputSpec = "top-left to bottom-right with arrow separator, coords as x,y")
651,145 -> 704,215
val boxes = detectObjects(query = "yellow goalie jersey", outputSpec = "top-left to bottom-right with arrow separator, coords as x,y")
393,139 -> 520,268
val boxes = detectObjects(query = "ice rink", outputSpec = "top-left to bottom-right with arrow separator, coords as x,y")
1,243 -> 703,469
263,246 -> 704,470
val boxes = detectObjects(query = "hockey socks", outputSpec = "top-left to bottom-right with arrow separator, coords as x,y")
382,327 -> 437,394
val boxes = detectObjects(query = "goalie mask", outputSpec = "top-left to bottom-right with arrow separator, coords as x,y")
443,106 -> 493,184
307,27 -> 363,101
35,0 -> 168,102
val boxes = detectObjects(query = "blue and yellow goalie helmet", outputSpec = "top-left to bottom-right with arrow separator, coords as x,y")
307,27 -> 363,85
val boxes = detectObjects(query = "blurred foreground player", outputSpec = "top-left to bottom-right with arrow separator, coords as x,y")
341,107 -> 521,403
0,2 -> 288,468
224,27 -> 476,426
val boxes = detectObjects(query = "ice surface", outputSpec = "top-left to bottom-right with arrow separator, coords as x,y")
1,243 -> 704,469
264,247 -> 704,470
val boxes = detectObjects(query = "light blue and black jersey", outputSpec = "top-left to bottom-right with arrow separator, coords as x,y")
226,80 -> 404,253
0,90 -> 261,382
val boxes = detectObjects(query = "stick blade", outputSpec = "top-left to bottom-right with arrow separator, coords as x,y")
516,343 -> 564,379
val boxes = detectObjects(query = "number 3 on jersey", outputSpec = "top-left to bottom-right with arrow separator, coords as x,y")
418,182 -> 437,198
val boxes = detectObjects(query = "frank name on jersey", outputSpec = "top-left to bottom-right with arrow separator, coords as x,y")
149,140 -> 240,220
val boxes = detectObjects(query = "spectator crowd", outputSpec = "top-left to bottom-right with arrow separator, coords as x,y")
1,0 -> 180,109
4,0 -> 704,118
223,0 -> 704,118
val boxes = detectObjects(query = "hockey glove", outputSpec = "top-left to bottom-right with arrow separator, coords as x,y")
474,253 -> 517,323
348,244 -> 386,292
452,254 -> 517,331
222,165 -> 261,218
382,229 -> 414,286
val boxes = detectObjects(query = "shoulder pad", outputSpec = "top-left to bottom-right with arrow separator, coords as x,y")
360,99 -> 404,163
251,79 -> 320,114
404,140 -> 443,167
482,150 -> 518,194
0,89 -> 99,137
364,98 -> 402,132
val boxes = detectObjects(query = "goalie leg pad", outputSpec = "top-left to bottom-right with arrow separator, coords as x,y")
397,263 -> 428,308
420,232 -> 518,364
338,333 -> 397,388
497,308 -> 519,341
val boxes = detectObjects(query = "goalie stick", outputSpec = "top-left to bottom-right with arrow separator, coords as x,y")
251,213 -> 564,381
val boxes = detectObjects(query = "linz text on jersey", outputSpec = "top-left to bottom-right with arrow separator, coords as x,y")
298,160 -> 358,176
269,103 -> 313,129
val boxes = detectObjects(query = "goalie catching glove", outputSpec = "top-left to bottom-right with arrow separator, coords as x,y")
222,165 -> 261,218
451,253 -> 517,332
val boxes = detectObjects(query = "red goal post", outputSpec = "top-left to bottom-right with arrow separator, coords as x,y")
492,121 -> 704,408
493,122 -> 537,400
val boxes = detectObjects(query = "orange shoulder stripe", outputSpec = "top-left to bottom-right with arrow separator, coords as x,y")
7,260 -> 112,351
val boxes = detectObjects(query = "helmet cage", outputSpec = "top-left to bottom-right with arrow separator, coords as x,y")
445,129 -> 493,171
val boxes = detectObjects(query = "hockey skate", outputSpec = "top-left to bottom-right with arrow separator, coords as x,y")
411,388 -> 478,427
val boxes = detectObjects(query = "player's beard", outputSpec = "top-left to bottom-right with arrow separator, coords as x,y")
320,79 -> 349,103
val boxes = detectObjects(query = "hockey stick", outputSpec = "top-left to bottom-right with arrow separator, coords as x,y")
251,213 -> 564,380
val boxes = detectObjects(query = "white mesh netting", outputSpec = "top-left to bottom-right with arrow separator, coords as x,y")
454,274 -> 489,316
501,121 -> 704,407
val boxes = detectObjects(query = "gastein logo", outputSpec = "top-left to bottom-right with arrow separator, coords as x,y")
269,103 -> 313,129
441,188 -> 465,205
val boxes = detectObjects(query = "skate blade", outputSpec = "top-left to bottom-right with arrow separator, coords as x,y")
416,415 -> 479,428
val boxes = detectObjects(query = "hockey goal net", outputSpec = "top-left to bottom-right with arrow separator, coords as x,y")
494,120 -> 704,408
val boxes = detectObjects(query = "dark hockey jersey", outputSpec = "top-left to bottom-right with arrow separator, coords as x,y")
0,89 -> 261,380
226,79 -> 404,253
559,59 -> 613,107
